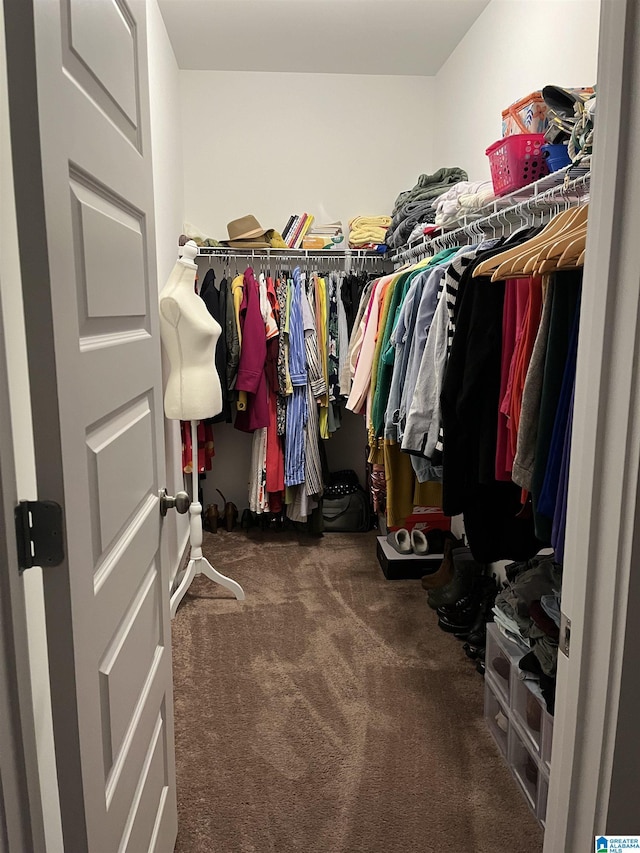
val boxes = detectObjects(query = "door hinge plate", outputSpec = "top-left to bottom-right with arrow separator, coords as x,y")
560,611 -> 571,658
14,500 -> 64,572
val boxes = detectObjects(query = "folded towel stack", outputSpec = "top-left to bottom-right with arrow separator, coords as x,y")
348,215 -> 392,249
433,180 -> 494,227
386,167 -> 468,249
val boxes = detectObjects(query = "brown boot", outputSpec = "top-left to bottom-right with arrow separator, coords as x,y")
215,489 -> 238,532
224,501 -> 238,532
205,503 -> 219,533
421,536 -> 463,590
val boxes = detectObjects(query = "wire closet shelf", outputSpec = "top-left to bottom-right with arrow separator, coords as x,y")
195,245 -> 389,270
391,167 -> 591,264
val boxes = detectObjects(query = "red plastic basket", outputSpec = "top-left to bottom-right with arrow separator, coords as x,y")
486,133 -> 549,196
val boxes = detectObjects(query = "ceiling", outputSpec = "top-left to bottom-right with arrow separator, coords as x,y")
158,0 -> 490,76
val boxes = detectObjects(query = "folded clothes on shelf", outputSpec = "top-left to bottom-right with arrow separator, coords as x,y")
386,167 -> 468,248
348,215 -> 391,248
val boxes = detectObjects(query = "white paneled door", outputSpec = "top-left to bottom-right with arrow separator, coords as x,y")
4,1 -> 178,851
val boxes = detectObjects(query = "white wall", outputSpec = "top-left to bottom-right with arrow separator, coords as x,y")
180,70 -> 433,512
147,0 -> 189,581
434,0 -> 601,181
181,70 -> 436,240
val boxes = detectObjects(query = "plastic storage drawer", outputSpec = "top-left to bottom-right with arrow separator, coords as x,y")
537,769 -> 550,826
484,676 -> 510,759
509,722 -> 541,814
485,623 -> 524,706
512,675 -> 545,756
542,708 -> 554,772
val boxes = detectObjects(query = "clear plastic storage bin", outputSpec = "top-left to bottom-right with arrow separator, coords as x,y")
542,708 -> 554,771
537,769 -> 550,826
485,623 -> 523,706
482,623 -> 554,828
509,722 -> 540,813
512,675 -> 544,756
484,677 -> 510,759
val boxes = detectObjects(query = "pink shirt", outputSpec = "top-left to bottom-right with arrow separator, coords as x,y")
346,275 -> 394,415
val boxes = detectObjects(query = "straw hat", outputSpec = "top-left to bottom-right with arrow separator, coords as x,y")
224,215 -> 270,249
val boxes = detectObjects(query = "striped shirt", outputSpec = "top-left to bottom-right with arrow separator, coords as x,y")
285,268 -> 308,487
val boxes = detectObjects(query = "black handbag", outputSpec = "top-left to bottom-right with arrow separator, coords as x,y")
322,488 -> 370,533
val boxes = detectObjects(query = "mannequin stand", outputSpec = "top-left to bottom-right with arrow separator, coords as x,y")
170,419 -> 245,618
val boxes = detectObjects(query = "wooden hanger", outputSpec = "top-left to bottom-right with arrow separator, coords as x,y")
520,224 -> 587,275
531,207 -> 588,262
558,223 -> 588,261
536,226 -> 588,273
472,206 -> 576,278
490,205 -> 589,280
504,206 -> 588,277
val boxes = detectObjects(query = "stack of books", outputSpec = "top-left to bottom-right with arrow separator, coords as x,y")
301,221 -> 345,250
281,213 -> 315,249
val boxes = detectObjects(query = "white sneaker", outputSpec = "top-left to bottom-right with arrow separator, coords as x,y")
410,529 -> 429,555
386,529 -> 412,554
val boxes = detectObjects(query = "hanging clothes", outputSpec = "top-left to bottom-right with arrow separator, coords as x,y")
181,419 -> 215,474
495,278 -> 531,480
302,282 -> 324,497
235,267 -> 269,433
327,272 -> 340,403
502,276 -> 544,465
284,267 -> 308,487
264,276 -> 285,510
199,268 -> 232,423
439,247 -> 542,562
346,274 -> 392,414
530,271 -> 582,542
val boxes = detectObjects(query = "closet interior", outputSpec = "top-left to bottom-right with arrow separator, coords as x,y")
158,4 -> 601,851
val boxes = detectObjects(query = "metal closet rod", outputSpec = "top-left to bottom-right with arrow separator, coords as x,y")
392,172 -> 591,263
195,247 -> 386,259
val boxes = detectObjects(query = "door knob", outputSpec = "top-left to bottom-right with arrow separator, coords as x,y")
159,489 -> 190,516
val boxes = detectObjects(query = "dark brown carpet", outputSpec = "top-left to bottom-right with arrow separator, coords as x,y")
172,530 -> 543,853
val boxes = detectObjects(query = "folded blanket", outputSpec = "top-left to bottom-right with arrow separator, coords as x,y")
387,167 -> 468,247
349,215 -> 391,230
348,215 -> 392,248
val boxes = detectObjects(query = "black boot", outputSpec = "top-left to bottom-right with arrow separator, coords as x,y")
454,576 -> 498,642
463,641 -> 484,660
427,548 -> 483,610
437,607 -> 479,634
465,593 -> 497,650
436,584 -> 484,634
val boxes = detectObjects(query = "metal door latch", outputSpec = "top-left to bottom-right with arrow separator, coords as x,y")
14,500 -> 64,572
159,489 -> 190,516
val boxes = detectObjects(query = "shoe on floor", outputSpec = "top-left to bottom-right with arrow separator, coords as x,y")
410,528 -> 428,555
421,536 -> 462,591
386,528 -> 412,554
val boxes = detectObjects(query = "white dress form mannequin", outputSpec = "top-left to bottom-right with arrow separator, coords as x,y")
160,241 -> 245,616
